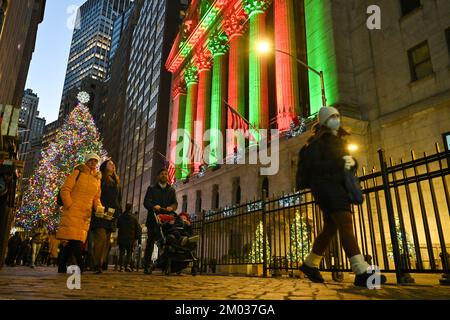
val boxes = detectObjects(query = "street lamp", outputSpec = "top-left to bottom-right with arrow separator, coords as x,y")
256,40 -> 327,107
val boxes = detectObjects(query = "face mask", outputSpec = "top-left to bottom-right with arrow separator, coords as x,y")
326,117 -> 340,131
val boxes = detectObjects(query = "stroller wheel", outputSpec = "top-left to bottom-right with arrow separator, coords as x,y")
332,267 -> 344,282
191,262 -> 198,276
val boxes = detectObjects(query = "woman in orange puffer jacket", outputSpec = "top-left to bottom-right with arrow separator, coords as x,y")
56,153 -> 103,272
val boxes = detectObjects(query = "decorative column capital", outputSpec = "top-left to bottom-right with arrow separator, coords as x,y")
184,64 -> 199,86
243,0 -> 272,17
207,33 -> 230,57
195,49 -> 213,72
172,80 -> 187,97
224,11 -> 248,39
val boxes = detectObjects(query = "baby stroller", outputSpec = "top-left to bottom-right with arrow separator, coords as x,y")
148,210 -> 199,276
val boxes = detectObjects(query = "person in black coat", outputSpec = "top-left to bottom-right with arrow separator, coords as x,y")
91,159 -> 122,274
6,232 -> 22,266
142,167 -> 178,274
298,106 -> 386,287
117,203 -> 142,272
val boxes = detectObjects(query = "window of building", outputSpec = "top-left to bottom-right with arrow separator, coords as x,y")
232,177 -> 241,205
212,184 -> 219,210
400,0 -> 421,16
408,41 -> 433,81
182,195 -> 188,213
261,177 -> 269,199
195,190 -> 202,214
446,27 -> 450,57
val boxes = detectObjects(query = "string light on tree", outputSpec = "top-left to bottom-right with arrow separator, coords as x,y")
16,101 -> 107,231
248,220 -> 271,264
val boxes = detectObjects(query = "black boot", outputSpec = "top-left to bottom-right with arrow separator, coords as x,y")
299,264 -> 325,283
354,272 -> 387,287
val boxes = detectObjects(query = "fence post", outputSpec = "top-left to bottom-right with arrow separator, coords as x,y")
378,149 -> 403,284
199,210 -> 206,274
262,189 -> 268,278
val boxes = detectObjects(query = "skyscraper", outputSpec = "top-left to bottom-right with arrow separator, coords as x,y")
118,0 -> 188,219
18,89 -> 39,161
58,0 -> 132,121
100,0 -> 144,165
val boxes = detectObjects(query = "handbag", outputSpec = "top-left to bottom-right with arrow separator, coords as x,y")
344,168 -> 364,205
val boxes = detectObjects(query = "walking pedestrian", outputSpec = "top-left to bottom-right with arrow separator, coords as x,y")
17,237 -> 31,266
5,232 -> 22,266
30,220 -> 48,268
117,203 -> 142,272
91,159 -> 121,274
142,168 -> 178,274
298,106 -> 387,287
47,232 -> 60,267
56,153 -> 103,273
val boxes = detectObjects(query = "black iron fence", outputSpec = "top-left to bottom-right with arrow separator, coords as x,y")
190,144 -> 450,284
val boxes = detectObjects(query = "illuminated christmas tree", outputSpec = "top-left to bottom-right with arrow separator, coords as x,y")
248,220 -> 271,264
287,210 -> 311,265
16,102 -> 107,231
388,217 -> 416,260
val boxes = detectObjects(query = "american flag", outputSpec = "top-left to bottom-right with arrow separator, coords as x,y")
226,102 -> 256,141
167,164 -> 176,185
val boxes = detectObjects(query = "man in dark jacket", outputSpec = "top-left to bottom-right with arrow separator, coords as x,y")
6,232 -> 22,266
117,203 -> 142,272
142,168 -> 178,274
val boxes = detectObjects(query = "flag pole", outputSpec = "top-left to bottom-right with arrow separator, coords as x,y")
156,151 -> 190,176
223,100 -> 262,136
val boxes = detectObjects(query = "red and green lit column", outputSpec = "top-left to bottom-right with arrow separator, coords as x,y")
304,0 -> 339,114
182,64 -> 199,179
171,81 -> 187,180
243,0 -> 272,143
193,49 -> 213,173
224,11 -> 248,157
207,33 -> 229,166
274,0 -> 300,131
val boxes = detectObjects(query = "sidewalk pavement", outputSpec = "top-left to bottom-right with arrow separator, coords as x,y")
1,266 -> 450,300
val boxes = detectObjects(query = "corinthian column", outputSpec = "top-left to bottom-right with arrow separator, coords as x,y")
207,32 -> 229,166
224,11 -> 248,157
193,49 -> 212,173
274,0 -> 300,131
182,64 -> 199,179
243,0 -> 272,143
170,80 -> 187,180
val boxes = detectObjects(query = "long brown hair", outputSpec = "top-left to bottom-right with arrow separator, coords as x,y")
100,160 -> 120,187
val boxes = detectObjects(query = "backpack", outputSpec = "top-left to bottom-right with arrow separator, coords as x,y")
296,144 -> 312,190
56,170 -> 81,206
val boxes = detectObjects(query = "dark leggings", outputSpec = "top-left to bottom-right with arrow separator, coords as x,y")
312,211 -> 361,258
61,240 -> 83,270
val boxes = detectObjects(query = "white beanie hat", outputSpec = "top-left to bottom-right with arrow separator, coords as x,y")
318,106 -> 340,126
84,152 -> 100,163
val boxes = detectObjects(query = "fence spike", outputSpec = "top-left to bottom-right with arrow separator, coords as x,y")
411,150 -> 416,161
435,142 -> 440,153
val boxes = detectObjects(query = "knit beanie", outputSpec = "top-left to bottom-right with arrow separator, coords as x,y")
318,106 -> 340,126
84,152 -> 100,163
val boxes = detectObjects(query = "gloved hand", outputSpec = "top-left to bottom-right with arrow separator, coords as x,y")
343,155 -> 356,170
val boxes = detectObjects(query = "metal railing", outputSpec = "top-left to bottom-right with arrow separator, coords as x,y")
190,144 -> 450,284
